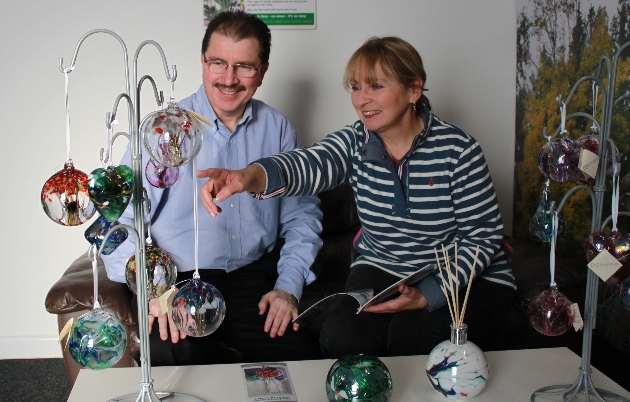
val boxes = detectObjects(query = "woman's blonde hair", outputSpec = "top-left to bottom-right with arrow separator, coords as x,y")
343,37 -> 431,110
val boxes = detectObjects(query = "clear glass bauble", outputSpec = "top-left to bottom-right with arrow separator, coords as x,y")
145,159 -> 179,188
426,324 -> 488,400
584,231 -> 630,286
325,354 -> 393,402
537,132 -> 581,183
170,278 -> 225,337
41,161 -> 96,226
529,183 -> 565,243
87,165 -> 134,223
68,308 -> 127,370
84,216 -> 128,255
527,285 -> 574,336
141,101 -> 202,168
575,127 -> 620,186
620,277 -> 630,312
125,245 -> 177,298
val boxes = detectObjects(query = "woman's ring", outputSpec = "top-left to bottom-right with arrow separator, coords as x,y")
148,313 -> 154,318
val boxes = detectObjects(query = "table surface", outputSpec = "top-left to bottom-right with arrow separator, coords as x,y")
69,347 -> 630,402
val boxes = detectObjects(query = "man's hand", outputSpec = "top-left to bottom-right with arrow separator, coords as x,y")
361,284 -> 428,313
148,297 -> 187,343
197,165 -> 267,217
258,289 -> 300,338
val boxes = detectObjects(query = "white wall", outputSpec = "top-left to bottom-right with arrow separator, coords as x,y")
0,1 -> 515,358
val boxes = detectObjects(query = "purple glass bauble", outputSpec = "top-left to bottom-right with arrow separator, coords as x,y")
141,101 -> 202,168
575,128 -> 620,186
537,133 -> 581,183
171,278 -> 225,337
584,231 -> 630,286
145,159 -> 179,188
84,216 -> 128,255
41,161 -> 96,226
528,286 -> 574,336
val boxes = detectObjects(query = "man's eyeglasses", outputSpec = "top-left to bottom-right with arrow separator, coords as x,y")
203,57 -> 264,78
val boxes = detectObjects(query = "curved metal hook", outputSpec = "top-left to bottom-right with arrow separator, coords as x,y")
138,75 -> 165,109
133,40 -> 177,84
59,29 -> 130,95
600,212 -> 630,232
556,185 -> 597,225
100,131 -> 131,165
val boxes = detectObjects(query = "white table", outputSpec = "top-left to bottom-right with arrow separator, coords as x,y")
69,347 -> 630,401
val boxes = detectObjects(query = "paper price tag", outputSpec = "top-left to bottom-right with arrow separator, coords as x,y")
570,303 -> 584,332
58,318 -> 74,350
159,286 -> 177,315
578,148 -> 599,180
188,110 -> 214,127
588,249 -> 622,282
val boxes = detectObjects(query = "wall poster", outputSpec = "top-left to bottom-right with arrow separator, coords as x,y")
204,0 -> 316,29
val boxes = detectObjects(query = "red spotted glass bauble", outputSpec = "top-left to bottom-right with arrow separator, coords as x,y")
41,161 -> 96,226
527,285 -> 574,336
575,128 -> 620,186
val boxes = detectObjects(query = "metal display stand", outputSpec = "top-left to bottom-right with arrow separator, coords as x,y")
531,41 -> 630,402
60,29 -> 205,402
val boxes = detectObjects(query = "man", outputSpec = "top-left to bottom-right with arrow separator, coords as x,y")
102,11 -> 323,365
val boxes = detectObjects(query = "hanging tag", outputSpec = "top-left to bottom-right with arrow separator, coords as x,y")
188,110 -> 214,128
588,249 -> 622,282
570,303 -> 584,331
578,148 -> 599,180
159,286 -> 177,315
58,318 -> 74,350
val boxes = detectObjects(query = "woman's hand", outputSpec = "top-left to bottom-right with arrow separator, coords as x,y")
197,165 -> 266,217
361,283 -> 428,313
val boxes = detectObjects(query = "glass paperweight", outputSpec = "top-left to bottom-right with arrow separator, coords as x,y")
171,278 -> 225,337
527,285 -> 574,336
575,127 -> 619,186
584,231 -> 630,286
84,216 -> 128,255
537,132 -> 581,183
88,165 -> 134,222
125,245 -> 177,298
68,308 -> 127,370
620,277 -> 630,312
325,354 -> 393,402
41,161 -> 96,226
141,101 -> 202,168
145,159 -> 179,188
426,324 -> 488,400
529,183 -> 565,243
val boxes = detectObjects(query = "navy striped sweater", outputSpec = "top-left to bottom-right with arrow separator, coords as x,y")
254,105 -> 515,311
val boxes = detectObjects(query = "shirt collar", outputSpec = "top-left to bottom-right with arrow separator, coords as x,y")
191,85 -> 254,131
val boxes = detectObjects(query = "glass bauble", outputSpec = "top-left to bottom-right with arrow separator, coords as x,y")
575,127 -> 620,186
84,216 -> 128,255
325,354 -> 393,402
426,324 -> 488,400
527,286 -> 574,336
537,133 -> 581,182
88,165 -> 134,222
529,183 -> 565,243
68,308 -> 127,370
620,277 -> 630,312
584,231 -> 630,286
145,159 -> 179,188
125,245 -> 177,298
41,161 -> 96,226
170,278 -> 225,337
141,101 -> 202,168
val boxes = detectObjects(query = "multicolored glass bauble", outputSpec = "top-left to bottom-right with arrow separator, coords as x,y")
325,354 -> 393,402
575,128 -> 620,185
170,278 -> 225,337
537,132 -> 581,183
529,183 -> 565,243
68,308 -> 127,370
620,277 -> 630,312
584,231 -> 630,286
88,165 -> 134,222
141,101 -> 202,168
84,216 -> 128,255
145,159 -> 179,188
41,161 -> 96,226
426,325 -> 488,400
125,245 -> 177,298
527,285 -> 574,336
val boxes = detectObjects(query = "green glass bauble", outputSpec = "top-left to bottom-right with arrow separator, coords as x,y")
325,354 -> 393,401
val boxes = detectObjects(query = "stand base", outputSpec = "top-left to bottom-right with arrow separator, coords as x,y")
531,375 -> 629,402
109,389 -> 206,402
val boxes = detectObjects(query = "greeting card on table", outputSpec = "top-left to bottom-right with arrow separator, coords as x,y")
241,362 -> 298,402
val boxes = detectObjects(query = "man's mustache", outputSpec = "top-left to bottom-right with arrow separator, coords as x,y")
213,83 -> 246,92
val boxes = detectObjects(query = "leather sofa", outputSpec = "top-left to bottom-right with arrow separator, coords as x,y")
45,184 -> 587,386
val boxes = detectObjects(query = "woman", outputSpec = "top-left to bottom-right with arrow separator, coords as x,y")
198,37 -> 516,357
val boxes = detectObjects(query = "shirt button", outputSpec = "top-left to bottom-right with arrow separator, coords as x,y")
230,203 -> 235,208
231,234 -> 237,239
382,154 -> 387,159
228,261 -> 232,266
362,150 -> 367,155
229,139 -> 234,144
